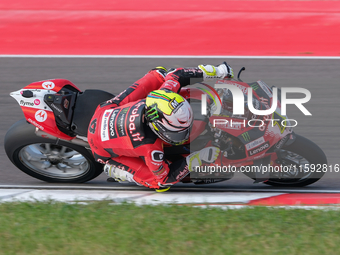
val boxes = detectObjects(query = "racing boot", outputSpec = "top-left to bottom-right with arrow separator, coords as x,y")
155,186 -> 171,192
104,164 -> 136,183
149,66 -> 168,78
198,62 -> 234,79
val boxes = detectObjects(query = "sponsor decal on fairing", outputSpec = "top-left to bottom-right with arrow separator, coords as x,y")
248,141 -> 270,156
35,110 -> 48,122
42,81 -> 55,90
27,118 -> 44,130
245,136 -> 265,150
20,100 -> 34,107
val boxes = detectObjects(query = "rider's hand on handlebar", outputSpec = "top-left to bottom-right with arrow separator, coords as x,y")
219,62 -> 234,78
198,62 -> 234,79
186,147 -> 220,172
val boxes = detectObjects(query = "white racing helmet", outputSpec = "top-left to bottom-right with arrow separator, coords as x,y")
145,89 -> 193,145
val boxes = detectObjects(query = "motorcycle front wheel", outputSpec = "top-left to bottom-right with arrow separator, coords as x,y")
4,119 -> 103,183
264,134 -> 327,187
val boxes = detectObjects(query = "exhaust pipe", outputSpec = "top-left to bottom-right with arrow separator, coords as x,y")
35,128 -> 90,147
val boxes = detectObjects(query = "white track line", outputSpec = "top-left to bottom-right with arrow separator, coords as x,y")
1,185 -> 340,193
1,55 -> 340,59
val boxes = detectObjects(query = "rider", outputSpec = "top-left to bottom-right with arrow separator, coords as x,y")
87,62 -> 234,191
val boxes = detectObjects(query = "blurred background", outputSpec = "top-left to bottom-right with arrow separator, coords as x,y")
1,0 -> 339,56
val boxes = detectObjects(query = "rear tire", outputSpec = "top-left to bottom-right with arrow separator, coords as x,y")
264,134 -> 327,187
4,119 -> 103,183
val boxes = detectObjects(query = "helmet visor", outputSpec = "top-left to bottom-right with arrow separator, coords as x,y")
152,122 -> 191,145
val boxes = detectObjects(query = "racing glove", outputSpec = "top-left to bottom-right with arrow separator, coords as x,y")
186,147 -> 220,172
198,62 -> 234,79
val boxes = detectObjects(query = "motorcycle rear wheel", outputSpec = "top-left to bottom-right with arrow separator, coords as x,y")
264,134 -> 327,187
4,119 -> 103,183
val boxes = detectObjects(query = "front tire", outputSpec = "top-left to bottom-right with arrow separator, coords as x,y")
265,134 -> 327,187
4,119 -> 103,183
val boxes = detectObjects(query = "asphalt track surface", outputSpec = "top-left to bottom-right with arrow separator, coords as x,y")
0,57 -> 339,191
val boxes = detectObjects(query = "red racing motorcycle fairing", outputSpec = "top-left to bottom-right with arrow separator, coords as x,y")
10,79 -> 81,140
182,79 -> 293,175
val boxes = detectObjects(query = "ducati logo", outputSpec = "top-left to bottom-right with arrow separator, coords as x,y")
35,110 -> 48,122
42,81 -> 55,90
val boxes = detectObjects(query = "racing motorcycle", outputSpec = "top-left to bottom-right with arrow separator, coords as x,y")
4,68 -> 327,187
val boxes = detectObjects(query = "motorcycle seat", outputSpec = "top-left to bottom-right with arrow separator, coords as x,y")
71,89 -> 114,137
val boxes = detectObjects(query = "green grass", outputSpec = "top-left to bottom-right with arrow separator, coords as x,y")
0,202 -> 340,255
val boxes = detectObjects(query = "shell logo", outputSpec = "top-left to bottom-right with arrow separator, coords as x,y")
35,110 -> 48,122
42,81 -> 55,90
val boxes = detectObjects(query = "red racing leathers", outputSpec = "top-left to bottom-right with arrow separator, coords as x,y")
87,67 -> 204,189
